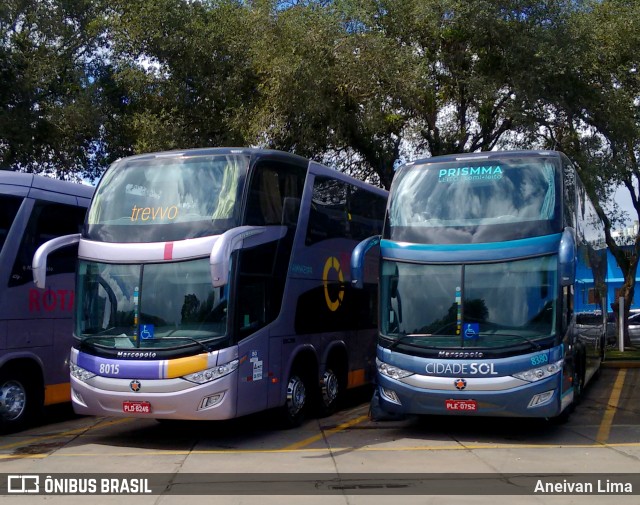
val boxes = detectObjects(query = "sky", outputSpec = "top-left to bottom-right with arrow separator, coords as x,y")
613,185 -> 638,227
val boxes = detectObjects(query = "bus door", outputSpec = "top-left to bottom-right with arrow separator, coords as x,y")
2,196 -> 87,395
235,159 -> 306,417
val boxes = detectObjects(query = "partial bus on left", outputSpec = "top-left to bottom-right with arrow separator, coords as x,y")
0,172 -> 93,431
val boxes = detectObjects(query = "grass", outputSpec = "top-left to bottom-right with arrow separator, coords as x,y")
605,345 -> 640,360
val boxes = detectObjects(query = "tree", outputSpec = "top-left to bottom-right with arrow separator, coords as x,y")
516,0 -> 640,347
0,0 -> 109,179
103,0 -> 256,155
246,1 -> 574,189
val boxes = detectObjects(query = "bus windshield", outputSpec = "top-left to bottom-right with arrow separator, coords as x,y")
86,154 -> 247,243
75,258 -> 228,350
380,256 -> 557,350
388,156 -> 562,243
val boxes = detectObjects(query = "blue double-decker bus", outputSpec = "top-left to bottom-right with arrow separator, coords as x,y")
352,150 -> 607,419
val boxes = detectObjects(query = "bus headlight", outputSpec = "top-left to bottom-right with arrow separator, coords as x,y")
182,359 -> 239,384
70,363 -> 97,382
512,359 -> 563,382
376,358 -> 414,380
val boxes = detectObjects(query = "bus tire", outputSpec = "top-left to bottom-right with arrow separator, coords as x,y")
0,367 -> 42,432
278,370 -> 309,428
551,404 -> 573,425
317,368 -> 341,417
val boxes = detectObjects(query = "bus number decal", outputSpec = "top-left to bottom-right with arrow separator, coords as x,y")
99,363 -> 120,376
322,257 -> 345,312
530,354 -> 549,366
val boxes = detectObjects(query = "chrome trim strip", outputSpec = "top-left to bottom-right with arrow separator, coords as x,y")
400,374 -> 528,391
79,236 -> 219,263
85,376 -> 195,393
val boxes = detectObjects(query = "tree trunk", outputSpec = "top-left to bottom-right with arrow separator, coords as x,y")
610,278 -> 635,349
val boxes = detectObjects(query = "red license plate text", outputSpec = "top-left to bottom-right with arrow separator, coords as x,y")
445,399 -> 477,411
123,401 -> 151,414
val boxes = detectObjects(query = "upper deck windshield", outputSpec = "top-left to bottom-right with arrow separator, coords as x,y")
86,154 -> 247,243
381,256 -> 557,352
388,155 -> 562,244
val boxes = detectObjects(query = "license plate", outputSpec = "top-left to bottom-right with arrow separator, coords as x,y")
445,399 -> 477,411
123,401 -> 151,414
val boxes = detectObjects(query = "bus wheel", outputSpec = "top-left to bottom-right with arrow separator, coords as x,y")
279,373 -> 308,428
0,370 -> 39,432
317,368 -> 340,417
553,362 -> 584,425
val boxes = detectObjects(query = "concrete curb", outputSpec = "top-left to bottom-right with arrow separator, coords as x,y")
602,360 -> 640,368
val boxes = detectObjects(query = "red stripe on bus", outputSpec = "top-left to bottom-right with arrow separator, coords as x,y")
164,242 -> 174,260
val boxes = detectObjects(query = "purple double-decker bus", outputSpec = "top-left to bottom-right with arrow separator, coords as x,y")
1,172 -> 93,430
34,148 -> 387,426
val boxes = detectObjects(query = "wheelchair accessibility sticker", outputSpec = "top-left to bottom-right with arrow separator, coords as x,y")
139,324 -> 155,340
463,323 -> 479,340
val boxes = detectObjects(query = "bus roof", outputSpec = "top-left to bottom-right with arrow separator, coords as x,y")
110,147 -> 388,197
0,171 -> 94,201
115,147 -> 311,165
402,150 -> 563,169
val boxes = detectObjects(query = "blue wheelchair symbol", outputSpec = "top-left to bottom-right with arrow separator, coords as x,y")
463,323 -> 479,340
140,324 -> 155,340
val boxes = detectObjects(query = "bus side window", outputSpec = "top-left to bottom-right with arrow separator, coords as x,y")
306,177 -> 386,245
306,178 -> 348,245
0,195 -> 23,255
237,162 -> 306,340
9,200 -> 86,287
245,163 -> 305,227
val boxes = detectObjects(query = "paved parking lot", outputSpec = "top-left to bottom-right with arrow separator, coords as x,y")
0,367 -> 639,504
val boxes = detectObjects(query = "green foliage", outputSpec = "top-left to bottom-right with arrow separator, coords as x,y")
104,0 -> 255,154
0,0 -> 109,178
1,1 -> 639,239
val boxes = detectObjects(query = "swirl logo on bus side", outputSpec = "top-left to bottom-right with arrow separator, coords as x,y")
322,256 -> 344,312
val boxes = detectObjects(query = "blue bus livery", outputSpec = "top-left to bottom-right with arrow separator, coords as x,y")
352,150 -> 606,419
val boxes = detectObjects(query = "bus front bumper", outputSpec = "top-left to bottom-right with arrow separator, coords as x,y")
70,373 -> 238,420
376,373 -> 568,418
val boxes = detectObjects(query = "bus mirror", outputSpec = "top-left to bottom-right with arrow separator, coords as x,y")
32,233 -> 81,289
210,225 -> 287,287
559,227 -> 576,286
350,235 -> 381,289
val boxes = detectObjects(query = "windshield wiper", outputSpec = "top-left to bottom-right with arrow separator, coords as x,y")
385,329 -> 544,353
476,331 -> 543,352
79,330 -> 134,348
79,332 -> 219,354
387,331 -> 441,351
144,336 -> 216,353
